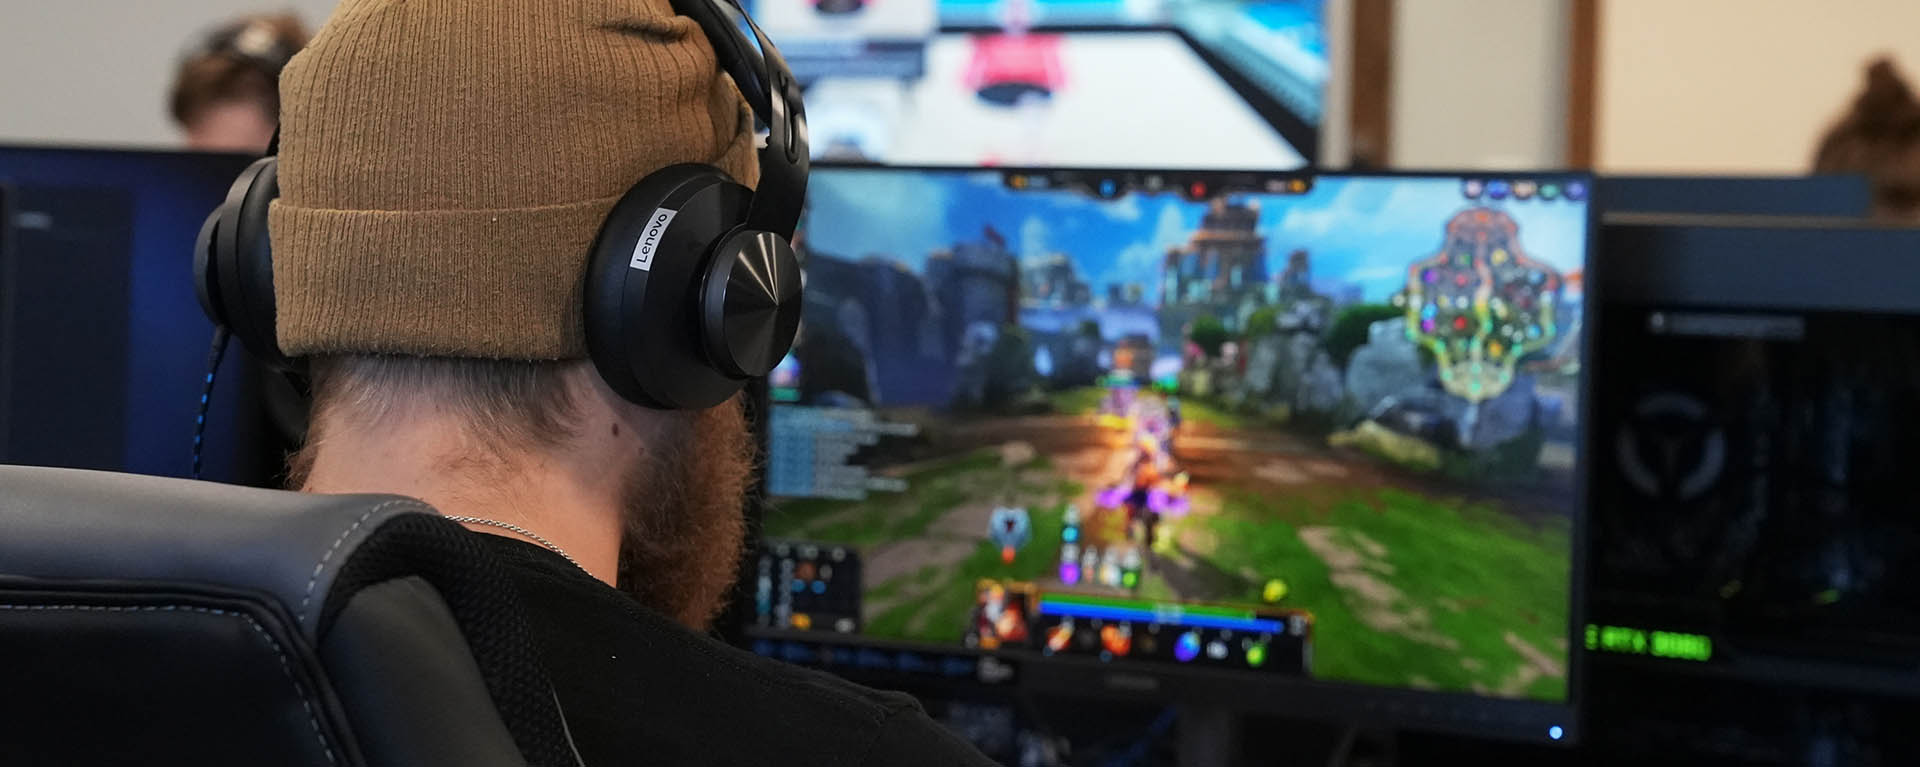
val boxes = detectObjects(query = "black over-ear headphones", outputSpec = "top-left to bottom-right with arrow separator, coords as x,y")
195,0 -> 809,412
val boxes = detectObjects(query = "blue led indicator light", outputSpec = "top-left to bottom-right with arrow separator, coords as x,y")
1549,726 -> 1564,741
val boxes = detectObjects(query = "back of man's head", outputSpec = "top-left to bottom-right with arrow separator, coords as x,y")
171,12 -> 310,152
276,0 -> 761,627
1814,57 -> 1920,221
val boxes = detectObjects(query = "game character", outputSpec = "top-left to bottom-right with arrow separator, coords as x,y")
1143,410 -> 1176,458
969,582 -> 1032,649
1099,381 -> 1139,430
1123,453 -> 1162,549
1093,441 -> 1194,561
988,506 -> 1033,564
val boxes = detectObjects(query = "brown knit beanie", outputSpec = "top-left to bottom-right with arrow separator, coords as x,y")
269,0 -> 760,360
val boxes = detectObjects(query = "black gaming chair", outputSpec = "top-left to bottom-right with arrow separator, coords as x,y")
0,465 -> 582,767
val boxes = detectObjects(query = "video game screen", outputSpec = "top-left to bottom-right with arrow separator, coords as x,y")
752,0 -> 1323,167
752,168 -> 1589,704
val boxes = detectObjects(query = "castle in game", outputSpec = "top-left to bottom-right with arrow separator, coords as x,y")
926,225 -> 1022,355
1160,199 -> 1269,312
1025,253 -> 1094,308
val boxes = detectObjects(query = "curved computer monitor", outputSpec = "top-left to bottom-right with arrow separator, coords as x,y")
741,166 -> 1592,743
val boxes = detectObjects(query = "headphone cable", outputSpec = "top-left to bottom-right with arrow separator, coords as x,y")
191,326 -> 232,480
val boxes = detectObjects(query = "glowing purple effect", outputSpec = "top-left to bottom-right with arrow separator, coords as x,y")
1094,486 -> 1192,516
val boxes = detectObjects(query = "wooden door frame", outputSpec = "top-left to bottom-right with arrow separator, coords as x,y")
1348,0 -> 1393,168
1568,0 -> 1599,167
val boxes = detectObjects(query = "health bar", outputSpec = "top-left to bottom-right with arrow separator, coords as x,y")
1039,594 -> 1283,633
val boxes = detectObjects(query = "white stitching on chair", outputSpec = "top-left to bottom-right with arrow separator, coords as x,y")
0,604 -> 340,766
298,499 -> 426,627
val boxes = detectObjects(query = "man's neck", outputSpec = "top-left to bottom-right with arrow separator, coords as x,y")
300,414 -> 627,586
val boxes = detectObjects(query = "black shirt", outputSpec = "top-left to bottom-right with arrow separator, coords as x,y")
479,535 -> 997,767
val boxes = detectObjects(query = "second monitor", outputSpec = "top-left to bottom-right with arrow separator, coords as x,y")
750,167 -> 1591,743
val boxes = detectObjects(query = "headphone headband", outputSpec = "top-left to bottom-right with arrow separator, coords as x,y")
667,0 -> 810,238
733,5 -> 810,237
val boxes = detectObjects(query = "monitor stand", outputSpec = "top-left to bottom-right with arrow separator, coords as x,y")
1180,707 -> 1399,767
1175,704 -> 1238,767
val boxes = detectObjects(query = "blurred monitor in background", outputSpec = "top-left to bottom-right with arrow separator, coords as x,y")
753,0 -> 1324,167
1813,57 -> 1920,222
0,146 -> 286,486
1599,175 -> 1872,219
168,13 -> 309,153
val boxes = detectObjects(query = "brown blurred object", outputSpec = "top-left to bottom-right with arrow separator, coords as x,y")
1813,57 -> 1920,222
1349,0 -> 1393,168
1566,0 -> 1597,167
169,12 -> 309,153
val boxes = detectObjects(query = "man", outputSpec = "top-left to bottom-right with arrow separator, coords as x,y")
270,0 -> 994,764
169,13 -> 307,152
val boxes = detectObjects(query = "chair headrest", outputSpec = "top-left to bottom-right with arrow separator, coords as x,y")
0,465 -> 432,640
0,464 -> 583,766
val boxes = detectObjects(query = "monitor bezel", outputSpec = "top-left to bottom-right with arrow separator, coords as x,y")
737,164 -> 1595,745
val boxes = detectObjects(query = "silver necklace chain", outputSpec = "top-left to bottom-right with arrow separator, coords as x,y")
444,515 -> 584,572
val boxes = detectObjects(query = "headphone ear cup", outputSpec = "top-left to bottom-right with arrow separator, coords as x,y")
213,157 -> 299,374
700,229 -> 803,379
194,202 -> 230,327
586,164 -> 758,410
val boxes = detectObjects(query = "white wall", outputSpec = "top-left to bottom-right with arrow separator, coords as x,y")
1596,0 -> 1920,173
0,1 -> 338,149
1390,0 -> 1570,169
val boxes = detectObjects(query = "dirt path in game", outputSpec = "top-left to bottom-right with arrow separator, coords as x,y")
859,504 -> 995,627
925,408 -> 1411,604
866,403 -> 1542,609
859,439 -> 1137,628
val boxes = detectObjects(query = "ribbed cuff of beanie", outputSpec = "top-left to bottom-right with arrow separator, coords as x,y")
268,195 -> 621,360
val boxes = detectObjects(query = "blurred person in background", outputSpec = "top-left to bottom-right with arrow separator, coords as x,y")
1814,56 -> 1920,222
168,12 -> 309,152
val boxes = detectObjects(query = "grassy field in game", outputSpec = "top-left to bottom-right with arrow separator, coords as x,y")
763,393 -> 1572,701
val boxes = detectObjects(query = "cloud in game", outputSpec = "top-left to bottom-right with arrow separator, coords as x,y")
1020,215 -> 1050,262
1101,193 -> 1144,222
1103,199 -> 1190,300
